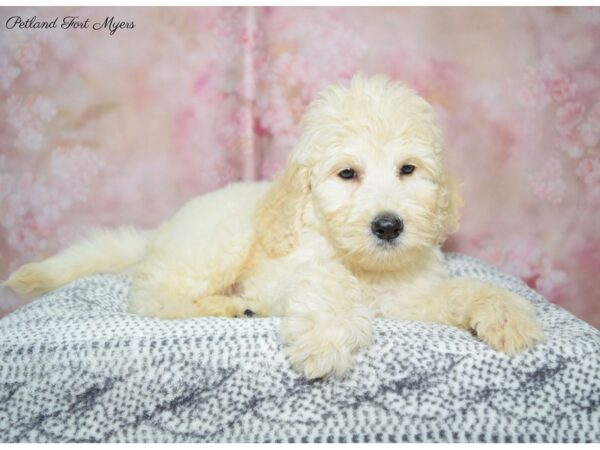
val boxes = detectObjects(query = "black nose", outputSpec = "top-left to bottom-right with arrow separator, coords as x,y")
371,213 -> 403,242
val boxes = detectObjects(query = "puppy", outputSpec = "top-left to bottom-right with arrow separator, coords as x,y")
4,74 -> 545,379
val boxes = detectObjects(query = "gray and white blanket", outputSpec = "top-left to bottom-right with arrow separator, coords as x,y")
0,253 -> 599,443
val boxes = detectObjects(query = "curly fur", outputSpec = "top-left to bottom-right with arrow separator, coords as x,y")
4,74 -> 544,379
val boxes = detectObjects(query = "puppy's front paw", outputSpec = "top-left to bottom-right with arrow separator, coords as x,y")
281,313 -> 372,380
471,291 -> 545,354
286,340 -> 354,380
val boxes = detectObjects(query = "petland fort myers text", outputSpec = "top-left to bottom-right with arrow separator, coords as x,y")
5,15 -> 135,36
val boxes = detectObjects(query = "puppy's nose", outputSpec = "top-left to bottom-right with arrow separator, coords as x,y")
371,213 -> 403,242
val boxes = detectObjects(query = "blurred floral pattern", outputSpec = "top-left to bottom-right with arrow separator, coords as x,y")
0,7 -> 599,328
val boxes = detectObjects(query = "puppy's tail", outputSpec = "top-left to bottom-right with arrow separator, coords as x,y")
2,227 -> 149,296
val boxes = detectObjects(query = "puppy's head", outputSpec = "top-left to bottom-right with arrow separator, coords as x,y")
257,74 -> 462,272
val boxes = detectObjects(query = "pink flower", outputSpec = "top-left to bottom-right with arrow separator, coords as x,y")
576,157 -> 600,202
519,59 -> 578,108
556,101 -> 585,136
5,95 -> 57,153
576,121 -> 600,148
518,60 -> 554,108
557,136 -> 585,159
33,97 -> 57,122
0,144 -> 106,257
547,75 -> 578,104
13,39 -> 42,72
576,156 -> 600,187
475,237 -> 568,302
528,157 -> 566,204
0,56 -> 20,90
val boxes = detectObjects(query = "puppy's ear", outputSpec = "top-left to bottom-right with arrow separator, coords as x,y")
436,173 -> 464,244
255,163 -> 310,258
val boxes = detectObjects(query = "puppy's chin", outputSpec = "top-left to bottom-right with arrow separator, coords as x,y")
336,236 -> 423,274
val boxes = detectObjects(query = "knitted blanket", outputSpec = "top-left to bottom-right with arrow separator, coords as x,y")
1,253 -> 599,443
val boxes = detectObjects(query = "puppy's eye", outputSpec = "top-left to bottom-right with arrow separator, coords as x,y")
338,168 -> 357,180
400,164 -> 415,175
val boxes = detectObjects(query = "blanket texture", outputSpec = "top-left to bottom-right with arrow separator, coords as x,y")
1,253 -> 599,443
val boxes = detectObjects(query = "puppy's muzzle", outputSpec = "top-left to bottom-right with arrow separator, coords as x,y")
371,213 -> 403,242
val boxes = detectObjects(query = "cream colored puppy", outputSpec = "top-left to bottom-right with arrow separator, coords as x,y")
4,74 -> 545,379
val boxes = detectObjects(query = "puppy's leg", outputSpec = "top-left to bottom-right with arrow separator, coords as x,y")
126,251 -> 253,320
128,274 -> 267,319
280,265 -> 372,380
193,295 -> 268,318
3,227 -> 148,296
391,278 -> 545,354
126,182 -> 268,320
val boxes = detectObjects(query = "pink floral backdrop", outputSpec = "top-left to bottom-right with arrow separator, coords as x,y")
1,7 -> 599,328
